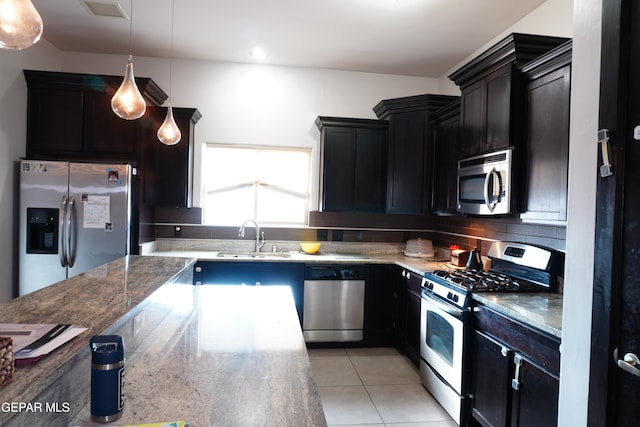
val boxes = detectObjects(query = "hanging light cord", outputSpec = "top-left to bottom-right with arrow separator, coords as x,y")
168,0 -> 175,104
128,0 -> 134,61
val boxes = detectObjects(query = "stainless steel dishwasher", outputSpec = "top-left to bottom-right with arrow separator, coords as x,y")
303,265 -> 365,342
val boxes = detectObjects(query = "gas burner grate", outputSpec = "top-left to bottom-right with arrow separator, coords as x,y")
428,269 -> 540,292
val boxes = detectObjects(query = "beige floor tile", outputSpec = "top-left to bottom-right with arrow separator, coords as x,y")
307,347 -> 348,358
317,385 -> 383,425
309,357 -> 362,386
346,347 -> 402,358
350,356 -> 420,385
366,383 -> 452,424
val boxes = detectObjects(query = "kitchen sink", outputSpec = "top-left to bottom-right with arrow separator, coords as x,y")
215,252 -> 292,259
320,253 -> 369,260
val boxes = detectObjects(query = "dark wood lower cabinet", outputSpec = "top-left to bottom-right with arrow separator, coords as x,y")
471,304 -> 560,427
392,267 -> 422,365
364,264 -> 395,346
472,331 -> 512,427
511,354 -> 559,427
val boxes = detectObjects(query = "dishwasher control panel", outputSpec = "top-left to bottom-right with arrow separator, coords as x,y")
304,265 -> 365,280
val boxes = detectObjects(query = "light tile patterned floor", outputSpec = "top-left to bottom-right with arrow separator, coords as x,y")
308,347 -> 458,427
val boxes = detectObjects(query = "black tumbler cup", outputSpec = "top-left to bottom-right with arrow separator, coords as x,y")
90,335 -> 125,422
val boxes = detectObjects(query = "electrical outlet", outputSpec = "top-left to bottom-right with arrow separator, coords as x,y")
133,310 -> 145,337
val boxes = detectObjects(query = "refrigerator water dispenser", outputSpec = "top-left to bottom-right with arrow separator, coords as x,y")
26,208 -> 58,254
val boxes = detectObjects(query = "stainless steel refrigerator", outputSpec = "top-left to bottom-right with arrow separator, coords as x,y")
19,160 -> 131,296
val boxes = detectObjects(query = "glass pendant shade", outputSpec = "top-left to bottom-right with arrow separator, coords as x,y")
111,56 -> 146,120
0,0 -> 43,50
157,105 -> 181,145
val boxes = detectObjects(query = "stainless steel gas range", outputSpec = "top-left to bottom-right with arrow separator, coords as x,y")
419,241 -> 563,425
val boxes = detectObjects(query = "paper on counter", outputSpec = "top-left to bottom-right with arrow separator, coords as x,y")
0,323 -> 87,363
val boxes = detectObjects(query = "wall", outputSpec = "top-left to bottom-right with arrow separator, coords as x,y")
0,40 -> 61,303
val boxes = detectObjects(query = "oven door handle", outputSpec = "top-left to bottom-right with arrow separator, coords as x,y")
422,293 -> 463,320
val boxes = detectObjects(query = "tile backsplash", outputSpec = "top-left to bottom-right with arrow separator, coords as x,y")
149,208 -> 566,258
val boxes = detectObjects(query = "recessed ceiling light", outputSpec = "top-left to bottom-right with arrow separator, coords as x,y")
249,47 -> 267,60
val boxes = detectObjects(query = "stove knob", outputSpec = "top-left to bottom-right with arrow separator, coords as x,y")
428,282 -> 434,290
452,294 -> 459,302
447,291 -> 453,300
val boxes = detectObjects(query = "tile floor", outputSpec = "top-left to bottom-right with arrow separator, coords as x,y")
308,347 -> 457,427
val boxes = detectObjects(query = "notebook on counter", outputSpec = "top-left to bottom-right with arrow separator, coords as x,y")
0,323 -> 87,365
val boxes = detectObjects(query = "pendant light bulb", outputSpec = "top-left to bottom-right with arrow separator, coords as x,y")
157,105 -> 181,145
111,55 -> 146,120
0,0 -> 43,50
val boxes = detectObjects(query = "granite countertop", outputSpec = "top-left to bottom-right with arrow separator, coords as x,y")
145,241 -> 563,339
0,255 -> 196,426
0,255 -> 325,427
0,255 -> 197,426
71,284 -> 326,426
472,292 -> 563,338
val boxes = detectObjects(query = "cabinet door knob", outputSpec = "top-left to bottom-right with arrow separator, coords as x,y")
195,266 -> 202,273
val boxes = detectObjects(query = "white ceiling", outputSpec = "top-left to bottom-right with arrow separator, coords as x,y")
31,0 -> 548,78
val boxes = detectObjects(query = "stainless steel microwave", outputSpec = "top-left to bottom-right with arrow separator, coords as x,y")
457,148 -> 515,215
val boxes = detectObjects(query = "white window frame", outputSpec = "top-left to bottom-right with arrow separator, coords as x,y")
202,143 -> 312,226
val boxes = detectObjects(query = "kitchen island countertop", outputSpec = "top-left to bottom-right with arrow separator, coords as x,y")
72,284 -> 327,426
0,255 -> 325,427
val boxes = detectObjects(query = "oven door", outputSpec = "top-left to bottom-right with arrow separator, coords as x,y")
420,292 -> 464,394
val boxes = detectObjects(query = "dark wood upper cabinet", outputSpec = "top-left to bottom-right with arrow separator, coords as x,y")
431,98 -> 461,215
519,41 -> 572,223
82,90 -> 138,155
449,33 -> 569,158
23,70 -> 167,162
373,94 -> 458,214
315,116 -> 388,213
26,88 -> 84,153
141,106 -> 202,208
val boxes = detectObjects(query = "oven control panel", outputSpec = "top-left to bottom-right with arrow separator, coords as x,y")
421,276 -> 467,309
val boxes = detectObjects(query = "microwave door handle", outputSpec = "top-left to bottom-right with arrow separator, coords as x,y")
483,169 -> 497,212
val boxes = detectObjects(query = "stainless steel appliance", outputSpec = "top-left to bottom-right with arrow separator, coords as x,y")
303,265 -> 365,342
419,241 -> 563,425
19,160 -> 132,296
457,147 -> 517,215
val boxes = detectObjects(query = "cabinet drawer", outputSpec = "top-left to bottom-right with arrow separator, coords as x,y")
474,304 -> 560,375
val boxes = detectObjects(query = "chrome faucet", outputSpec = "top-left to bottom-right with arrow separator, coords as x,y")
238,219 -> 265,253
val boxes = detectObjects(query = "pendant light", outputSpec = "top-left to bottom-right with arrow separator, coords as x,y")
157,0 -> 181,145
111,0 -> 146,120
0,0 -> 43,50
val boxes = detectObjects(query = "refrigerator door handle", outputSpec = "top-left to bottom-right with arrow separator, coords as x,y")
60,195 -> 68,267
67,196 -> 76,268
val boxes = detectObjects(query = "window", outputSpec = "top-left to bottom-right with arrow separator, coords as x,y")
203,144 -> 311,226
